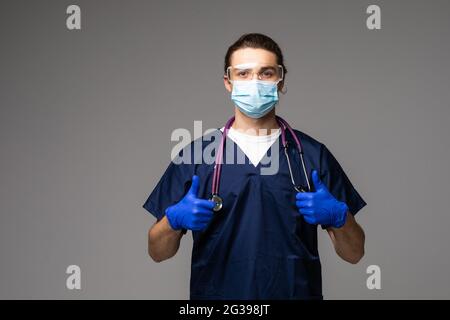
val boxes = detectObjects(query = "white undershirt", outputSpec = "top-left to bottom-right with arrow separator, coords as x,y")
220,126 -> 281,167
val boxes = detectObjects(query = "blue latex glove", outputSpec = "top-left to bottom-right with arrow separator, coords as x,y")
165,175 -> 215,231
295,170 -> 349,228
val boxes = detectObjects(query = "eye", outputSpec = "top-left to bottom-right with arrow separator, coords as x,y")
237,71 -> 248,78
260,70 -> 275,79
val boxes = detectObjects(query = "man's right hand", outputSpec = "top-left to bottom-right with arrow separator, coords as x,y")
165,175 -> 215,231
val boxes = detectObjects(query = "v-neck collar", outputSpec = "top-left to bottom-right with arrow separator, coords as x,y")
216,127 -> 289,171
227,127 -> 281,167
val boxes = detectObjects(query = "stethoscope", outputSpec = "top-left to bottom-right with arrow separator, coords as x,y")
210,115 -> 311,212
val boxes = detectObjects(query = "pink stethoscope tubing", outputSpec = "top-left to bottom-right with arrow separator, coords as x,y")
210,115 -> 311,212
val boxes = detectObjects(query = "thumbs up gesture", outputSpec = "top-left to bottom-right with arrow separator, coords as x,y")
165,175 -> 216,231
295,170 -> 349,228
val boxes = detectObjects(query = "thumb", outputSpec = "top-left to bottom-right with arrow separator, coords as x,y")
187,175 -> 200,197
311,170 -> 325,191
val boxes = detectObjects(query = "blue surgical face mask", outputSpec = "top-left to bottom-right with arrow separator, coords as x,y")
230,79 -> 279,119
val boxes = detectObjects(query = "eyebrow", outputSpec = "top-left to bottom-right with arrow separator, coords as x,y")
233,65 -> 277,70
259,66 -> 276,70
234,62 -> 258,69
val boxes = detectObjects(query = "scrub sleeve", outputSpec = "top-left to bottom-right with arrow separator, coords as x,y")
142,160 -> 193,234
318,143 -> 367,229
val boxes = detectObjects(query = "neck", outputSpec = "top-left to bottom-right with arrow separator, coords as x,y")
232,108 -> 279,136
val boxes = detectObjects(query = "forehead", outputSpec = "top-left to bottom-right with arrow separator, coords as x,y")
230,48 -> 277,67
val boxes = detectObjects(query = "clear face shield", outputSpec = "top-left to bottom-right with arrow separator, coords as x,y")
226,62 -> 284,84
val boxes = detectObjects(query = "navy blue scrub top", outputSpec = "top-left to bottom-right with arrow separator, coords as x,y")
143,126 -> 367,300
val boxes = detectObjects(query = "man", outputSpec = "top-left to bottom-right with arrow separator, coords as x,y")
143,33 -> 366,299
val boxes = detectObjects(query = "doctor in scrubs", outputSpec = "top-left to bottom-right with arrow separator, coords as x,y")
144,33 -> 366,300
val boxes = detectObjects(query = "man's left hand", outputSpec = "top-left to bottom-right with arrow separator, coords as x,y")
295,170 -> 348,228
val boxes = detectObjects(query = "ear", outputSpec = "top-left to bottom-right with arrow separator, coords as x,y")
278,81 -> 285,93
224,75 -> 232,93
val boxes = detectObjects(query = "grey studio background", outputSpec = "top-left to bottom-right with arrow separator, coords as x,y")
1,0 -> 449,299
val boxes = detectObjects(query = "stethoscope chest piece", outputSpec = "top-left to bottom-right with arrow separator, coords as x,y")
210,194 -> 223,212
